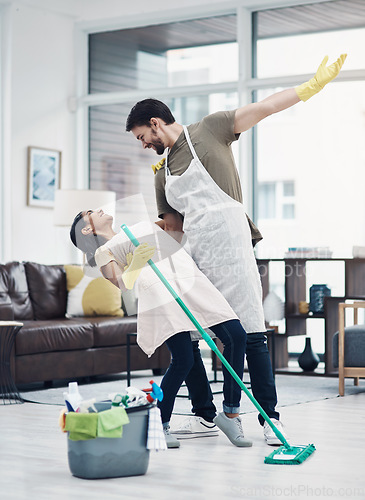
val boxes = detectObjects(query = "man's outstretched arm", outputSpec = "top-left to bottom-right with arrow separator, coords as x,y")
234,54 -> 347,134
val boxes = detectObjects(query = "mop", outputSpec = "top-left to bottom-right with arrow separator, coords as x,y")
121,224 -> 316,465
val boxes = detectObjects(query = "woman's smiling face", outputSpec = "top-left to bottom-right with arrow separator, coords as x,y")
83,209 -> 113,234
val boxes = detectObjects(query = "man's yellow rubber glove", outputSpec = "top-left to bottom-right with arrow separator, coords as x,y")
151,158 -> 165,175
295,54 -> 347,102
122,243 -> 155,289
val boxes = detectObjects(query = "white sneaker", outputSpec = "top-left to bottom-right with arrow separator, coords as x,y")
213,412 -> 252,447
263,419 -> 287,446
163,425 -> 180,448
171,416 -> 219,439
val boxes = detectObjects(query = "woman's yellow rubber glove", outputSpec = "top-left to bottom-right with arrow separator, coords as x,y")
124,252 -> 133,272
295,54 -> 347,102
122,243 -> 155,289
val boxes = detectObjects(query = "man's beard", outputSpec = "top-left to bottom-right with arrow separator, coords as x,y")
150,131 -> 165,155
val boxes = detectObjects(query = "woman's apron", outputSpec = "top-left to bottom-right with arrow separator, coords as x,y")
164,125 -> 265,333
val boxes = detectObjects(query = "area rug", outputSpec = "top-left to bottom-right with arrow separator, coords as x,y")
19,370 -> 365,415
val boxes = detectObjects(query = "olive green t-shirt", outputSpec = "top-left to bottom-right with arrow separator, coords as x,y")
154,110 -> 262,245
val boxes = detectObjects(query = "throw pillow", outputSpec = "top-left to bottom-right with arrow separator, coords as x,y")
64,265 -> 124,317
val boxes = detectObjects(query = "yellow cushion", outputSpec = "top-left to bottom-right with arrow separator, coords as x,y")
64,265 -> 124,317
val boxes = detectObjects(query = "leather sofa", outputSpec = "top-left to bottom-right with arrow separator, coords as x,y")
0,261 -> 170,386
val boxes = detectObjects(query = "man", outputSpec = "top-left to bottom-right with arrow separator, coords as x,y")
125,54 -> 346,446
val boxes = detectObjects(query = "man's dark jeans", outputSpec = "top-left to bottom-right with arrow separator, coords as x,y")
186,332 -> 279,425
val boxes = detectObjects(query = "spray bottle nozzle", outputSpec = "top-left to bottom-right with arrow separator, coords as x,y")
143,379 -> 163,403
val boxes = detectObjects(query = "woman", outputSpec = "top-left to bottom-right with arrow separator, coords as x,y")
70,209 -> 251,449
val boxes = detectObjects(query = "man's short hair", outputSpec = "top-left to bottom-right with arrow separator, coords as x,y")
126,98 -> 176,131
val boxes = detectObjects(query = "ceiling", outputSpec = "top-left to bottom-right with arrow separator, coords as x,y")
92,0 -> 365,52
94,15 -> 237,53
257,0 -> 365,39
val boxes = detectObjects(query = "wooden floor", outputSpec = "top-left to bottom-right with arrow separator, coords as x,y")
1,390 -> 365,500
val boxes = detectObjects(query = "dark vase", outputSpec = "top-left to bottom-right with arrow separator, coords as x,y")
298,337 -> 320,372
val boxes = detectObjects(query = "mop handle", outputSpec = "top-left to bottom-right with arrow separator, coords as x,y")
120,224 -> 290,448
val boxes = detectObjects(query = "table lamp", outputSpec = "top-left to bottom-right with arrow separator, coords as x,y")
263,291 -> 284,327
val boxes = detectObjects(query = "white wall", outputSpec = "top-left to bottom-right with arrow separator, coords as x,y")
6,1 -> 76,263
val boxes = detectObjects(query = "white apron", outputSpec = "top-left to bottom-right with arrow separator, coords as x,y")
100,222 -> 238,357
165,126 -> 266,333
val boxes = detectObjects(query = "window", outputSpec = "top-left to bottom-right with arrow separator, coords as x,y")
253,1 -> 365,257
167,43 -> 238,86
258,181 -> 295,221
258,182 -> 275,219
253,0 -> 365,357
89,15 -> 236,94
255,81 -> 365,258
256,27 -> 365,79
88,15 -> 238,219
255,0 -> 365,78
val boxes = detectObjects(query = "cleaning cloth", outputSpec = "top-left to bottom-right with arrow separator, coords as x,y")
147,407 -> 167,451
97,408 -> 130,438
65,412 -> 98,441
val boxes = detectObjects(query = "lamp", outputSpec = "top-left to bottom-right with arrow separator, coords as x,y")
54,189 -> 116,227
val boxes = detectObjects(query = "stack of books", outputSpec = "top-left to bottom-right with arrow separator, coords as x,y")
284,247 -> 333,258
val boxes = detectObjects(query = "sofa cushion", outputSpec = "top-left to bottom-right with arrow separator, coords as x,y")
88,316 -> 137,347
0,266 -> 14,320
24,262 -> 67,320
64,265 -> 124,318
15,318 -> 94,355
332,325 -> 365,368
1,262 -> 33,320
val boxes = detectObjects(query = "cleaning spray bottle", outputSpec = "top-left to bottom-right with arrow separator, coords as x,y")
63,382 -> 82,412
143,380 -> 164,403
78,398 -> 97,413
125,386 -> 149,407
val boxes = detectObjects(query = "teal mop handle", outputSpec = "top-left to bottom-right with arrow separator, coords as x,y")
121,224 -> 290,448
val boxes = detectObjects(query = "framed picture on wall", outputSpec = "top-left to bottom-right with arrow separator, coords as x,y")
27,146 -> 61,208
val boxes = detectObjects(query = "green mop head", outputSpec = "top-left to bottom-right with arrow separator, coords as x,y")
265,444 -> 316,465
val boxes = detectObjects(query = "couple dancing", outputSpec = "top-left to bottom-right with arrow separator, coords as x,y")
70,53 -> 346,448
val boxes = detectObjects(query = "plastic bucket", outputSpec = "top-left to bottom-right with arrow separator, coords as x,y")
67,402 -> 152,479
